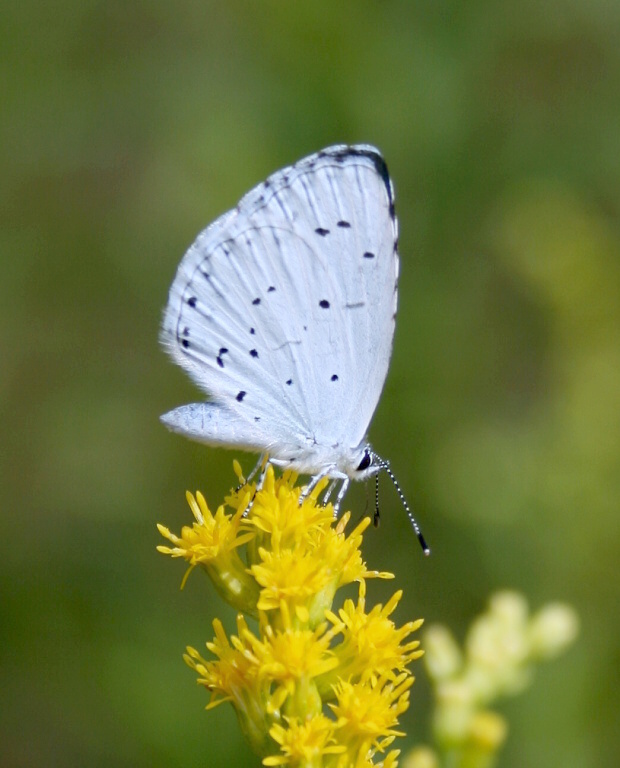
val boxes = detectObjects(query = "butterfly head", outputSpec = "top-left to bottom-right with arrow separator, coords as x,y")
350,445 -> 386,480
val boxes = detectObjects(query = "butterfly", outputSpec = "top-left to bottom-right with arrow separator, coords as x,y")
161,144 -> 428,552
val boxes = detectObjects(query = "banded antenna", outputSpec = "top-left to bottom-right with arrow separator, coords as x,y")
380,460 -> 430,555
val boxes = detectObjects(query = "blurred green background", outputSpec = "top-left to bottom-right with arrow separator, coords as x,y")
2,1 -> 619,766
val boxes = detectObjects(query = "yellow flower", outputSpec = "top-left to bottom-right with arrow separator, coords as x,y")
184,614 -> 271,754
157,488 -> 259,613
159,463 -> 424,766
246,469 -> 393,628
331,673 -> 413,749
264,716 -> 346,766
325,588 -> 424,688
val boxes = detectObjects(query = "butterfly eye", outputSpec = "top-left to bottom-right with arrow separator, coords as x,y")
356,450 -> 372,471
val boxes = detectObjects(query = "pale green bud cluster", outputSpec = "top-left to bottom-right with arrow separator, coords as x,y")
405,591 -> 578,768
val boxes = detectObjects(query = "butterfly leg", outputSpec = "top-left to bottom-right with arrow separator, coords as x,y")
241,458 -> 270,517
322,479 -> 338,505
298,467 -> 333,505
332,478 -> 350,517
240,453 -> 267,487
253,462 -> 270,496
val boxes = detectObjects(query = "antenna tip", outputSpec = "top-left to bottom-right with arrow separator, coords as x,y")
418,532 -> 430,556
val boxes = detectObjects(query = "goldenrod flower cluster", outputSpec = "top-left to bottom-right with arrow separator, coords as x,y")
158,463 -> 424,767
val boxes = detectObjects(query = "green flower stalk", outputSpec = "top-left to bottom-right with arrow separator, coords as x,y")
158,462 -> 424,767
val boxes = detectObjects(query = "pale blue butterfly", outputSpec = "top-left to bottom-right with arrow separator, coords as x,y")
161,145 -> 428,552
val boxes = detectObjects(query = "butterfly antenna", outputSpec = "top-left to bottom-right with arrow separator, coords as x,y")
374,473 -> 381,527
382,462 -> 430,555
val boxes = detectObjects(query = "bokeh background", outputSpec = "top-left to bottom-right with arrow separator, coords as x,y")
2,2 -> 619,766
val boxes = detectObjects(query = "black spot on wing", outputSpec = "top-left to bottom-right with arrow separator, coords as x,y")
250,327 -> 256,335
187,296 -> 197,307
331,374 -> 339,381
267,286 -> 276,292
216,347 -> 228,368
236,391 -> 246,402
319,299 -> 330,309
363,251 -> 375,259
337,220 -> 351,228
286,378 -> 293,385
250,349 -> 259,358
315,227 -> 330,237
252,297 -> 261,306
